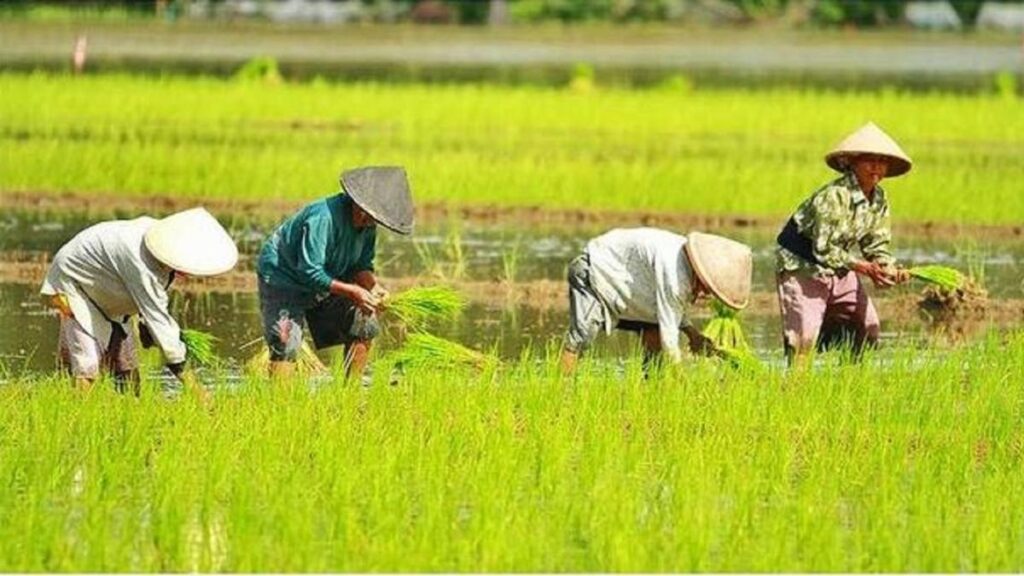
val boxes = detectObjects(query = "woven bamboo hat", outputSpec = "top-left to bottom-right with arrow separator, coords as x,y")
144,207 -> 238,276
825,122 -> 912,177
341,166 -> 415,235
684,232 -> 752,310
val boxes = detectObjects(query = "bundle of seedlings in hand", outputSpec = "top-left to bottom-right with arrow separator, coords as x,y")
383,286 -> 466,331
701,298 -> 750,351
180,329 -> 220,367
700,299 -> 760,368
387,332 -> 499,371
907,265 -> 965,291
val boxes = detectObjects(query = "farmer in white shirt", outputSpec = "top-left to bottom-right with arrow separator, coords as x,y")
560,228 -> 752,374
40,208 -> 238,397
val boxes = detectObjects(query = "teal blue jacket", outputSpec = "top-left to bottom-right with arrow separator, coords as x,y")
257,194 -> 376,294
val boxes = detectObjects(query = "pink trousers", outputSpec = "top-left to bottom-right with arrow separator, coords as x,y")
776,271 -> 880,354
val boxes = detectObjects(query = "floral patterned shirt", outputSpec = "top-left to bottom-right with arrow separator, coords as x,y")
776,172 -> 895,276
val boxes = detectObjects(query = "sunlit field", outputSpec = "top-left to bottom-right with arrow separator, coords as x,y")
1,334 -> 1023,572
1,72 -> 1022,224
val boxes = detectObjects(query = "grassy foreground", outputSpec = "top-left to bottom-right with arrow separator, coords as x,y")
1,73 -> 1022,224
1,333 -> 1023,571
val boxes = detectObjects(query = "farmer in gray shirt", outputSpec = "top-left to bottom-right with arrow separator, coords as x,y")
40,208 -> 238,397
560,228 -> 752,374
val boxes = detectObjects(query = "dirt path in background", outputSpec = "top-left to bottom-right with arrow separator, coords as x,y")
3,257 -> 1022,326
3,190 -> 1023,239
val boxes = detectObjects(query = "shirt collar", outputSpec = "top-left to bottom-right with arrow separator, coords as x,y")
843,171 -> 886,208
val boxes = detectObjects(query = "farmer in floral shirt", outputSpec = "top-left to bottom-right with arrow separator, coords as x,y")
776,122 -> 911,365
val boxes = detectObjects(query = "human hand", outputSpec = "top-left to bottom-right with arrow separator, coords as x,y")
890,267 -> 911,285
345,284 -> 381,314
852,261 -> 895,289
686,330 -> 715,357
371,284 -> 390,304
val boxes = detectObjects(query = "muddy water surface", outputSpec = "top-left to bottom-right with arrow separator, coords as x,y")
2,210 -> 1021,374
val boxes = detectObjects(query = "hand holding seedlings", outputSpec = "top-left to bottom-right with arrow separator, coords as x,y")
333,281 -> 380,313
852,260 -> 895,288
371,284 -> 390,302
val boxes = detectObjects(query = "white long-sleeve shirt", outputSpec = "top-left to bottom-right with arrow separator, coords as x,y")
586,228 -> 694,362
40,217 -> 187,365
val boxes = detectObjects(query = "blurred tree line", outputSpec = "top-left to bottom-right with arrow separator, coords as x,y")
2,0 -> 1015,28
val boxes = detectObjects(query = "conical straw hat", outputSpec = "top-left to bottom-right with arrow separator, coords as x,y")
144,207 -> 238,276
341,166 -> 415,235
684,232 -> 752,310
825,122 -> 912,177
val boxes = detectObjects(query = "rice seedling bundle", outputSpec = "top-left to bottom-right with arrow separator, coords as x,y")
383,286 -> 466,331
386,332 -> 499,371
180,329 -> 219,367
701,299 -> 750,352
908,265 -> 965,291
244,341 -> 327,376
700,299 -> 761,368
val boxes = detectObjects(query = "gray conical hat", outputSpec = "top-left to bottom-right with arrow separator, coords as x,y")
825,122 -> 912,177
340,166 -> 414,235
684,232 -> 752,310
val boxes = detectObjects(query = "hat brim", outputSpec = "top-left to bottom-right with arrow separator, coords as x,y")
143,208 -> 238,276
348,195 -> 413,235
684,236 -> 750,310
826,151 -> 912,177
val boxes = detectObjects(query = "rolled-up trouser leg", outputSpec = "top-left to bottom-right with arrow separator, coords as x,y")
777,272 -> 830,362
259,280 -> 309,362
823,271 -> 880,358
58,315 -> 103,381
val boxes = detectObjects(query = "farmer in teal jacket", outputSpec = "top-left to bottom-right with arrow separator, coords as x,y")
257,166 -> 414,380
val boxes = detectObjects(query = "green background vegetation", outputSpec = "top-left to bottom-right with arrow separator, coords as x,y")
0,0 -> 1013,28
1,72 -> 1021,224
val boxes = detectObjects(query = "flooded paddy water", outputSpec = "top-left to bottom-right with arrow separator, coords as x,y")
1,207 -> 1021,375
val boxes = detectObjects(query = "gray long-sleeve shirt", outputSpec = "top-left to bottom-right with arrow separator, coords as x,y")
40,217 -> 187,365
586,228 -> 694,362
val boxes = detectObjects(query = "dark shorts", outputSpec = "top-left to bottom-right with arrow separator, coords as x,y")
259,279 -> 380,362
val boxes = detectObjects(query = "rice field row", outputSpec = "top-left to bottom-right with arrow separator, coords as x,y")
1,72 -> 1022,224
1,332 -> 1023,572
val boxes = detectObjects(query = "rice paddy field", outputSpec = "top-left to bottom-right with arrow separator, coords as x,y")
2,34 -> 1024,571
0,72 -> 1022,223
1,334 -> 1024,572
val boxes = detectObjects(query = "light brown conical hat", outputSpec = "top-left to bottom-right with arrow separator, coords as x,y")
144,207 -> 238,276
684,232 -> 752,310
825,122 -> 912,177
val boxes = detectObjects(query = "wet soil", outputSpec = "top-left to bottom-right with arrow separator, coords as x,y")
4,190 -> 1023,239
4,257 -> 1022,325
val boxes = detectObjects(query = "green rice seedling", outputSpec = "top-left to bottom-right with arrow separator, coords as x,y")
501,237 -> 522,285
180,329 -> 219,367
383,286 -> 466,331
908,265 -> 965,291
3,333 -> 1024,571
244,341 -> 326,376
701,298 -> 750,352
3,73 -> 1021,225
386,332 -> 499,371
444,228 -> 467,281
413,238 -> 445,279
701,299 -> 760,368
